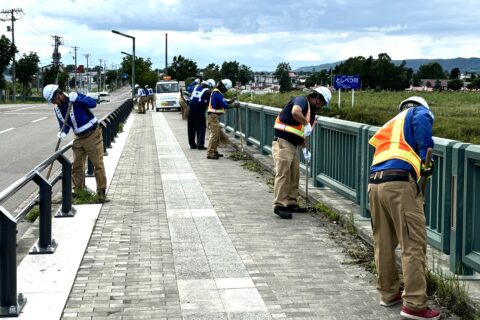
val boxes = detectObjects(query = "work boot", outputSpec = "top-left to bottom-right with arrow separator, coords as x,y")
287,204 -> 308,213
207,154 -> 219,160
97,190 -> 110,203
274,206 -> 292,219
214,151 -> 224,157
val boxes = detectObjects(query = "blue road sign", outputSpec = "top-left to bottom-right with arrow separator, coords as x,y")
334,75 -> 361,90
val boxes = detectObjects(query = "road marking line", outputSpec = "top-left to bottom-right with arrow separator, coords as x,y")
31,116 -> 47,123
0,128 -> 15,134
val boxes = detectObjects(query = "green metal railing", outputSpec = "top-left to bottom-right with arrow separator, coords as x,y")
222,101 -> 480,275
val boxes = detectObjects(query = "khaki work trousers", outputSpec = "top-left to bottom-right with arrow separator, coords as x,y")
146,96 -> 154,110
368,177 -> 428,311
72,127 -> 107,193
138,96 -> 147,113
207,113 -> 229,156
272,138 -> 300,208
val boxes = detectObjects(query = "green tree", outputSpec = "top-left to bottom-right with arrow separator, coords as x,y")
42,66 -> 59,87
0,35 -> 16,92
58,69 -> 69,91
305,69 -> 330,87
16,52 -> 40,95
202,63 -> 221,81
121,56 -> 154,87
220,61 -> 240,85
449,67 -> 460,79
238,64 -> 253,86
447,79 -> 464,91
169,55 -> 198,81
417,62 -> 445,79
274,62 -> 292,92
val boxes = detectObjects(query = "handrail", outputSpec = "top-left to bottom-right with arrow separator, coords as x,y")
0,98 -> 133,317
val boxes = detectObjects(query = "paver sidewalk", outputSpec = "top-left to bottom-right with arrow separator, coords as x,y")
62,110 -> 404,319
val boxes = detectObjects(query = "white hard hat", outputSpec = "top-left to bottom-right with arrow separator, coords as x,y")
145,85 -> 149,88
135,84 -> 139,88
207,79 -> 216,88
201,80 -> 210,86
398,96 -> 429,112
43,84 -> 59,103
311,86 -> 332,106
221,79 -> 232,90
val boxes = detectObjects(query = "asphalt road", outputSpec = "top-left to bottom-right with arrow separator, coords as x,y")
0,87 -> 132,213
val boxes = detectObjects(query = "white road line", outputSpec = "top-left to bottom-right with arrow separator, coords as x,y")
31,116 -> 47,123
0,128 -> 15,134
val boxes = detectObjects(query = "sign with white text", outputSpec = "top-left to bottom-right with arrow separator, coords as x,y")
334,75 -> 361,90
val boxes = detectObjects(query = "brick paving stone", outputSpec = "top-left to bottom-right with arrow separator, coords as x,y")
61,110 -> 417,319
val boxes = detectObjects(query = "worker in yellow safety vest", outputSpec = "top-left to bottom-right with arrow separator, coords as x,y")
368,96 -> 439,320
272,86 -> 331,219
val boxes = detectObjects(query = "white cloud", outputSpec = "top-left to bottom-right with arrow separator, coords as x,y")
2,0 -> 480,71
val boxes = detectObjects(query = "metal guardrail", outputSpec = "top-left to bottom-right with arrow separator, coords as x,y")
0,99 -> 133,317
223,101 -> 480,276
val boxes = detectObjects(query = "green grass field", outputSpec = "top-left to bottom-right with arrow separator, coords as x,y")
239,90 -> 480,145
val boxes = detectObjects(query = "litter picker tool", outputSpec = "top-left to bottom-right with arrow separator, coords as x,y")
237,104 -> 244,152
305,158 -> 310,209
46,102 -> 73,179
419,147 -> 433,196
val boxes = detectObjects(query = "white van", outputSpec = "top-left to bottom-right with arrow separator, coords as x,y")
155,80 -> 181,111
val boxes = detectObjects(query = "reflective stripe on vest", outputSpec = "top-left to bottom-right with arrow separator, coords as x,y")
207,89 -> 225,113
369,109 -> 421,178
191,86 -> 208,102
273,98 -> 312,138
55,105 -> 98,135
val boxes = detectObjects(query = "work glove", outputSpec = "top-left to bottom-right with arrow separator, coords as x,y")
304,123 -> 313,137
68,92 -> 78,102
420,159 -> 434,177
57,131 -> 67,141
302,148 -> 311,163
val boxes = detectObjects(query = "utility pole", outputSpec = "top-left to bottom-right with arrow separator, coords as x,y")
98,59 -> 103,92
1,8 -> 24,103
165,33 -> 168,76
84,53 -> 91,92
71,46 -> 79,90
51,35 -> 63,84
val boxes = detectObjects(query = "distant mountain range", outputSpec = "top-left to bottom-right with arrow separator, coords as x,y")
295,57 -> 480,73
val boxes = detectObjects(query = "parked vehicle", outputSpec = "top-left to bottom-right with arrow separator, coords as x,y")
155,80 -> 181,111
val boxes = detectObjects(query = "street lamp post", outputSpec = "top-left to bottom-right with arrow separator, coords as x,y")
112,30 -> 135,99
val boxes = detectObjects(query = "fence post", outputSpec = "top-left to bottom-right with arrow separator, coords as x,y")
30,172 -> 57,254
100,122 -> 109,156
55,154 -> 76,218
0,209 -> 26,316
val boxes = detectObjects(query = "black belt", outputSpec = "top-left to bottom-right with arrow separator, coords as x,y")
77,123 -> 98,136
369,169 -> 412,184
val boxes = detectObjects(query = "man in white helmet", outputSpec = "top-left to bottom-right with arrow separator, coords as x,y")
43,84 -> 108,203
272,86 -> 331,219
135,84 -> 147,113
368,96 -> 439,320
145,85 -> 155,110
206,79 -> 237,159
188,79 -> 214,150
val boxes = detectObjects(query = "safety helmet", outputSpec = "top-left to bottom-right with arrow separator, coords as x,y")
220,79 -> 232,90
145,85 -> 149,88
43,84 -> 59,103
207,79 -> 216,88
201,80 -> 211,87
135,84 -> 139,88
311,86 -> 332,106
398,96 -> 429,112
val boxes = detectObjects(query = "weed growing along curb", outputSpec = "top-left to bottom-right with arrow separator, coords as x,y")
73,187 -> 103,205
25,206 -> 39,222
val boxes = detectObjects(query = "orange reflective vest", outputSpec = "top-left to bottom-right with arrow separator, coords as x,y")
274,97 -> 315,138
207,89 -> 225,114
369,109 -> 421,178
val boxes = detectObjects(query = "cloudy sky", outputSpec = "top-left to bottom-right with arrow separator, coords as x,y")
2,0 -> 479,72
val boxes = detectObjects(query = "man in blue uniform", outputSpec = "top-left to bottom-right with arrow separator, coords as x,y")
43,84 -> 108,203
206,79 -> 236,159
188,79 -> 214,150
368,96 -> 439,320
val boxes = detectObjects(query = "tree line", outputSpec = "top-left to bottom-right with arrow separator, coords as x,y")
1,33 -> 478,98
